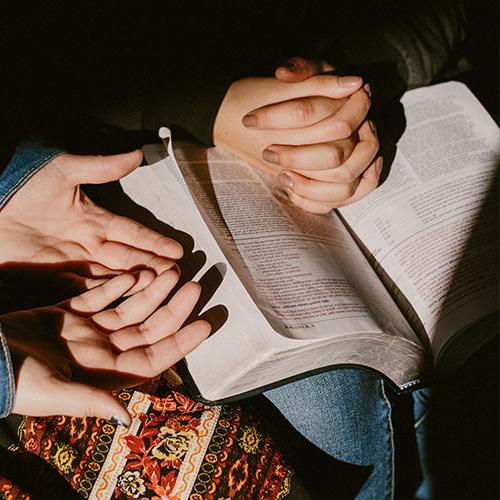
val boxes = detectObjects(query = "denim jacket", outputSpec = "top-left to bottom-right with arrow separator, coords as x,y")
0,137 -> 63,417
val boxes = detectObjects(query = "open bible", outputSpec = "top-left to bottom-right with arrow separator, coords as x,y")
119,81 -> 499,403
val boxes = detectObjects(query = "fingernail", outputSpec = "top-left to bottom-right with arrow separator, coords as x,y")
375,157 -> 384,175
242,114 -> 256,128
368,120 -> 377,136
279,62 -> 296,71
278,173 -> 294,189
339,76 -> 362,88
110,415 -> 130,428
262,149 -> 279,164
364,83 -> 372,96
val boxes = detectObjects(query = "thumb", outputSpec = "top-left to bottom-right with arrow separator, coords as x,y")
13,359 -> 132,426
51,378 -> 132,426
68,150 -> 144,186
275,57 -> 334,83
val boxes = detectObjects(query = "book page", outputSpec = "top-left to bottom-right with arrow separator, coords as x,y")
339,82 -> 499,357
123,142 -> 296,389
137,141 -> 424,400
173,144 -> 416,344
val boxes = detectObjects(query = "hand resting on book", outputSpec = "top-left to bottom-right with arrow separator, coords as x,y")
214,66 -> 381,213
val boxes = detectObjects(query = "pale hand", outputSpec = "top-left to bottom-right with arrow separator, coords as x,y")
4,271 -> 210,424
214,64 -> 381,213
0,151 -> 183,292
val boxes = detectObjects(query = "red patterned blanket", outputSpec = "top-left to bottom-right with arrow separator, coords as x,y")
1,371 -> 294,499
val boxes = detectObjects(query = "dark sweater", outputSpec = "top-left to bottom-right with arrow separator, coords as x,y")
0,0 -> 479,162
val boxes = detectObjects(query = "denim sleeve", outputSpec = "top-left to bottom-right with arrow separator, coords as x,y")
328,0 -> 469,89
0,137 -> 64,417
0,324 -> 15,418
0,136 -> 64,209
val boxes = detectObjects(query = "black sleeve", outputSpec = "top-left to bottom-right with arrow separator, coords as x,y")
333,0 -> 469,86
307,0 -> 470,122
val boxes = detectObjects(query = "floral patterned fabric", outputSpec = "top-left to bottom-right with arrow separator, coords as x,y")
0,478 -> 28,500
0,370 -> 294,499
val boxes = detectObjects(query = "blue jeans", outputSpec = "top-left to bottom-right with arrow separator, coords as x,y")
265,369 -> 395,500
265,336 -> 498,500
413,337 -> 498,500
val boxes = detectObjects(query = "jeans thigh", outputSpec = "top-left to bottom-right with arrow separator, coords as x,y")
265,369 -> 395,500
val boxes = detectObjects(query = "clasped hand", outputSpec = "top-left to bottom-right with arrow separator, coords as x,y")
214,57 -> 382,213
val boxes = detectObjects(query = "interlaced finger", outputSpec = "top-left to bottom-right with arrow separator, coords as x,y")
263,136 -> 356,171
336,157 -> 383,207
285,156 -> 383,212
245,96 -> 344,129
278,170 -> 359,204
292,121 -> 379,183
283,190 -> 333,214
269,87 -> 370,146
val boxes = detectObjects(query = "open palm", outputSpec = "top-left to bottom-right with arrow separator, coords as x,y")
3,271 -> 210,425
0,151 -> 182,286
